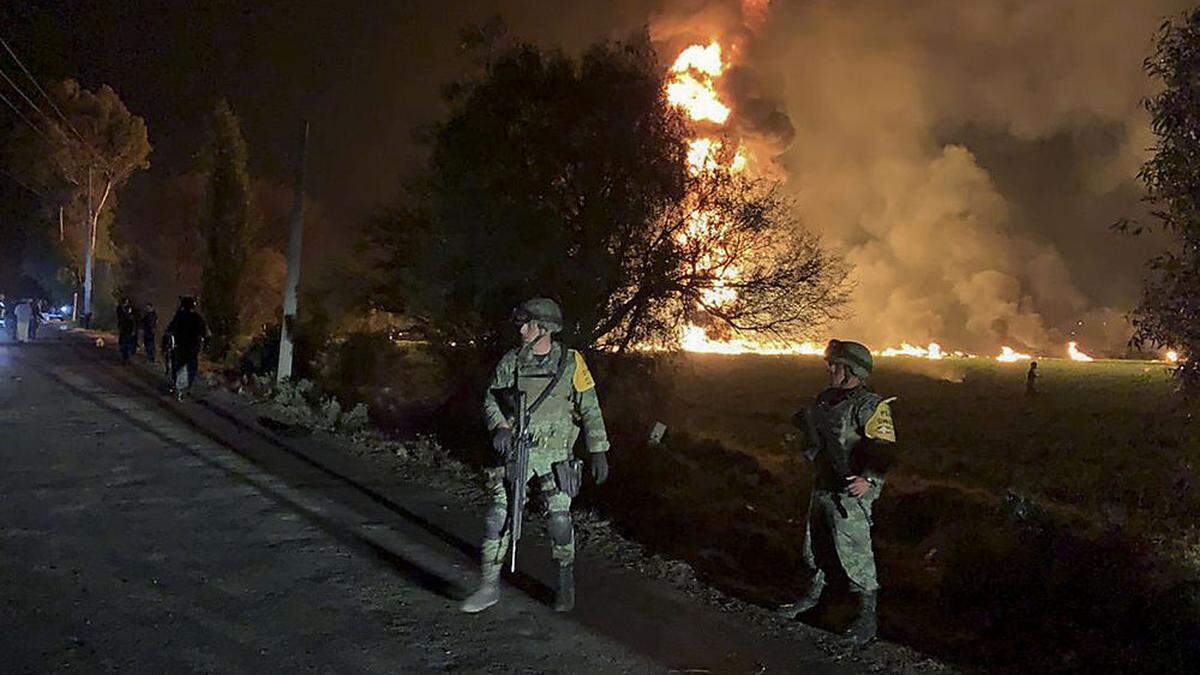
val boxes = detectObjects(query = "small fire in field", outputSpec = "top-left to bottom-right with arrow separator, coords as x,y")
1067,341 -> 1094,362
996,346 -> 1033,363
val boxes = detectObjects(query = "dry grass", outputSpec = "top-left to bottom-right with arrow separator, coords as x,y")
590,353 -> 1200,671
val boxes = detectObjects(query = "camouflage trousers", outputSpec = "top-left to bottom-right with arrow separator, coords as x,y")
802,487 -> 881,593
479,465 -> 574,582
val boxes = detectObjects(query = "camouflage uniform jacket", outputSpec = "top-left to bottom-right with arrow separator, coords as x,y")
483,342 -> 609,475
803,385 -> 896,492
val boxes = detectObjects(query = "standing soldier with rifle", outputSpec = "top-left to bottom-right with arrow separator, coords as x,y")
778,339 -> 897,645
461,298 -> 611,614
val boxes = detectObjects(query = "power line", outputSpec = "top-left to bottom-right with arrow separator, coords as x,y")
0,64 -> 53,128
0,85 -> 51,143
0,34 -> 86,146
0,165 -> 48,201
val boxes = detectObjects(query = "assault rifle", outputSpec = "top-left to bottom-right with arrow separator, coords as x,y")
508,389 -> 533,573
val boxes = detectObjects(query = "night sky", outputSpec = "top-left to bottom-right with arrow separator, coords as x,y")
1,2 -> 651,222
2,0 -> 1192,352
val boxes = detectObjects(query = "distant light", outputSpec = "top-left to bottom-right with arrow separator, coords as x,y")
1166,350 -> 1180,363
60,305 -> 71,314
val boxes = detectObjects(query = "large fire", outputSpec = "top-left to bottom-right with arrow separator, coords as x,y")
667,40 -> 751,348
663,40 -> 1112,365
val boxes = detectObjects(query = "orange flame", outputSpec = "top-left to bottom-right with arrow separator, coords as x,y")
671,42 -> 725,76
667,41 -> 731,124
681,325 -> 825,355
996,346 -> 1033,362
686,138 -> 749,174
878,342 -> 945,359
1067,341 -> 1094,362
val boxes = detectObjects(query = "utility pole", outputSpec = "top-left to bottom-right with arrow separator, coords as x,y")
277,121 -> 309,383
82,166 -> 94,325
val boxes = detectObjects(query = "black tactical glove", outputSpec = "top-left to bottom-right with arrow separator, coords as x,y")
492,428 -> 513,457
589,452 -> 609,485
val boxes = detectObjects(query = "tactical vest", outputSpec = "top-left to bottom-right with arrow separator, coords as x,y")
512,343 -> 581,462
808,386 -> 882,491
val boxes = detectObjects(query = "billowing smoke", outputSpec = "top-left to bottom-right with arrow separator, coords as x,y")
645,0 -> 1190,354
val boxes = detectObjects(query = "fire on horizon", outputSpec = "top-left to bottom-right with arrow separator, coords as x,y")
662,37 -> 1176,365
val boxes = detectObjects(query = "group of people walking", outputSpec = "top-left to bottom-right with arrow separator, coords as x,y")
117,296 -> 208,398
0,294 -> 52,343
116,299 -> 159,362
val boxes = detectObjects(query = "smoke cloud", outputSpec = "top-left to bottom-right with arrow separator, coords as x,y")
647,0 -> 1189,354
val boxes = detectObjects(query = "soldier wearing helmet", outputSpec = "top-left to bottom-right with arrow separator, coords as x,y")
163,296 -> 209,398
461,297 -> 611,614
777,339 -> 897,645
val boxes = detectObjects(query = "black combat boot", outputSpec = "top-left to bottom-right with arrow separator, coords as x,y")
844,590 -> 877,645
460,576 -> 500,613
776,579 -> 825,620
554,565 -> 575,613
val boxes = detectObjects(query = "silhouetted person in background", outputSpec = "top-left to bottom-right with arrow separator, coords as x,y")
164,296 -> 208,398
3,294 -> 14,341
13,299 -> 31,342
28,300 -> 45,340
1026,361 -> 1038,396
117,299 -> 138,361
141,303 -> 158,362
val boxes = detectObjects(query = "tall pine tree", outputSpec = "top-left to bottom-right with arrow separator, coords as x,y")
199,101 -> 255,359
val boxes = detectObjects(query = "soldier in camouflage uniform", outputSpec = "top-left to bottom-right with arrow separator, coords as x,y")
460,298 -> 610,614
778,339 -> 897,645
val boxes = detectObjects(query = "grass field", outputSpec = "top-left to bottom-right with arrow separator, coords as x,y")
660,354 -> 1188,519
588,353 -> 1199,672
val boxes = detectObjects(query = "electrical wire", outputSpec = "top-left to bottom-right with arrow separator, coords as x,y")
0,165 -> 48,201
0,65 -> 53,127
0,34 -> 87,146
0,84 -> 50,143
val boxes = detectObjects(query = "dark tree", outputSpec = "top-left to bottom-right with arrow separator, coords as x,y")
363,34 -> 848,353
3,79 -> 150,319
1121,9 -> 1200,392
198,101 -> 256,359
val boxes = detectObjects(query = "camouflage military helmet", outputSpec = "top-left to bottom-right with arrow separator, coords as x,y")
512,297 -> 563,333
825,339 -> 873,380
